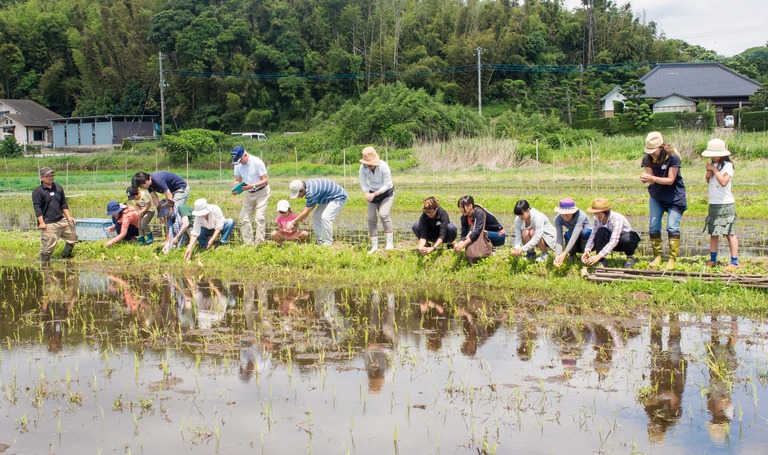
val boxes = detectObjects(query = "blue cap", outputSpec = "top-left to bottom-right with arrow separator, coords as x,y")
231,146 -> 245,164
106,200 -> 124,216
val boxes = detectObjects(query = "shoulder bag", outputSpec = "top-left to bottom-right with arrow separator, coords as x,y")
465,210 -> 493,264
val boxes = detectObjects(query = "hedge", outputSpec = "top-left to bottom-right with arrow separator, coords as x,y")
740,111 -> 768,132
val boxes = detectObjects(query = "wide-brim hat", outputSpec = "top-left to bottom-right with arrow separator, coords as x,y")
360,146 -> 381,166
644,131 -> 664,154
192,198 -> 211,216
554,197 -> 579,215
701,138 -> 731,157
276,199 -> 290,212
106,200 -> 125,216
288,180 -> 304,199
586,197 -> 611,213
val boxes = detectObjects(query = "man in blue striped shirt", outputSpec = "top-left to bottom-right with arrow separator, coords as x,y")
287,179 -> 347,246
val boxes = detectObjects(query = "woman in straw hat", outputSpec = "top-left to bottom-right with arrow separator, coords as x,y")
359,146 -> 395,254
640,131 -> 687,270
581,198 -> 640,268
552,198 -> 592,268
702,138 -> 739,272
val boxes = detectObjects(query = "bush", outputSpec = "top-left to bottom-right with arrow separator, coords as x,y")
162,129 -> 227,164
0,136 -> 24,157
740,111 -> 768,132
572,118 -> 609,132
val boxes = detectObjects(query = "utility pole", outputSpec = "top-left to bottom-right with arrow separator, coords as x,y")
476,47 -> 483,117
159,52 -> 166,137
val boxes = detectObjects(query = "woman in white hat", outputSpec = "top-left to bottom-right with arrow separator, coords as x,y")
552,198 -> 592,268
640,131 -> 687,270
703,138 -> 739,272
359,146 -> 395,253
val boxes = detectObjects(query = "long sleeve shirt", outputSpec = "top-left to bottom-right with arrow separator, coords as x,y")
460,206 -> 504,242
513,208 -> 556,252
585,211 -> 635,257
191,204 -> 226,237
359,161 -> 393,194
554,210 -> 590,255
416,207 -> 452,240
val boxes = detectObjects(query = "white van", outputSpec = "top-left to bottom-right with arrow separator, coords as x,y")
723,115 -> 734,128
231,132 -> 268,141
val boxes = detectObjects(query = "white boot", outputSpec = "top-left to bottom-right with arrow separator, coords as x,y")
385,232 -> 394,250
367,236 -> 379,254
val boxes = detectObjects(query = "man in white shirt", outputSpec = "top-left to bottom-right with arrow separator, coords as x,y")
231,146 -> 270,245
184,198 -> 234,260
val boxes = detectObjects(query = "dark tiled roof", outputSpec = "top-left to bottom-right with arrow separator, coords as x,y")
640,63 -> 763,99
0,99 -> 62,127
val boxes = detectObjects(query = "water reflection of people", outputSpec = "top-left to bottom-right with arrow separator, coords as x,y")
40,265 -> 79,352
516,321 -> 538,361
365,291 -> 395,394
108,274 -> 157,331
456,299 -> 500,356
643,314 -> 686,442
189,276 -> 230,330
417,298 -> 448,351
705,315 -> 737,444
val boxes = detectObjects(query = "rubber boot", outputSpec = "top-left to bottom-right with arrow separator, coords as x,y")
40,253 -> 51,263
61,243 -> 74,259
145,232 -> 154,245
385,232 -> 394,250
666,237 -> 680,270
367,236 -> 379,254
648,235 -> 663,267
137,235 -> 145,245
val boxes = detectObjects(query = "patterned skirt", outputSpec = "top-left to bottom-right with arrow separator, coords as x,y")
704,203 -> 736,236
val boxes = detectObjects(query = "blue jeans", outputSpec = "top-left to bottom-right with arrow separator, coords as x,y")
648,197 -> 682,236
487,231 -> 506,247
197,218 -> 234,247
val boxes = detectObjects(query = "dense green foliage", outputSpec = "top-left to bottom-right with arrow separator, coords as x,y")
1,0 -> 766,134
0,135 -> 23,157
739,111 -> 768,132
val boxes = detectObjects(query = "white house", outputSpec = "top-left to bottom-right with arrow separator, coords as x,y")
0,99 -> 61,147
650,93 -> 697,114
600,86 -> 625,118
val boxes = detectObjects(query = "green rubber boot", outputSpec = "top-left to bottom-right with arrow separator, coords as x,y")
145,232 -> 154,245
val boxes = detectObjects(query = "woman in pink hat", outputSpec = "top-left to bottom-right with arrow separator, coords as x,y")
552,198 -> 592,268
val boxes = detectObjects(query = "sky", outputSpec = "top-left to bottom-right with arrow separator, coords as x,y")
561,0 -> 768,57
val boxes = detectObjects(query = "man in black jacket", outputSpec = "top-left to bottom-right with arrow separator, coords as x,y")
32,167 -> 78,262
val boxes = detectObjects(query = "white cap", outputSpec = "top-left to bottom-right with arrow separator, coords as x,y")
192,198 -> 211,216
288,180 -> 304,199
276,199 -> 290,212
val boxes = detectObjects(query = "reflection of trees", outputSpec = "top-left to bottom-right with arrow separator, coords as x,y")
40,265 -> 79,352
705,315 -> 737,445
642,314 -> 686,443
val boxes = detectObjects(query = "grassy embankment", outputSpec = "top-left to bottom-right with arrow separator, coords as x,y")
1,130 -> 767,316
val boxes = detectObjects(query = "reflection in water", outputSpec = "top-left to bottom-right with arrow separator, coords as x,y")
0,266 -> 766,454
643,314 -> 687,442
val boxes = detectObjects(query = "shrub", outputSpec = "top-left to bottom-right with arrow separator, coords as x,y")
740,111 -> 768,132
572,118 -> 610,132
162,129 -> 227,164
0,136 -> 23,157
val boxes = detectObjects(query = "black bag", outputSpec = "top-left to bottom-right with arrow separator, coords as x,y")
370,187 -> 394,203
465,212 -> 493,264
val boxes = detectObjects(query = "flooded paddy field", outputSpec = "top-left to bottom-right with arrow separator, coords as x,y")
0,266 -> 766,453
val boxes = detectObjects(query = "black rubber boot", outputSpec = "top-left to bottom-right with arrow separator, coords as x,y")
62,243 -> 75,259
40,253 -> 51,263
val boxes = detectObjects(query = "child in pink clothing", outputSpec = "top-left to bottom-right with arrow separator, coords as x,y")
270,200 -> 309,244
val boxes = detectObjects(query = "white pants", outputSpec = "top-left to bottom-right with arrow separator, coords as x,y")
239,185 -> 271,244
312,200 -> 345,246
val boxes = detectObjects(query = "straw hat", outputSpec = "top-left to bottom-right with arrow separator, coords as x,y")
360,146 -> 381,166
586,198 -> 611,213
554,198 -> 579,215
644,132 -> 664,154
701,138 -> 731,157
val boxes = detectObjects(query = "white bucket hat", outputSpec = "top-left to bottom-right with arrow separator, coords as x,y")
192,198 -> 211,216
701,138 -> 731,157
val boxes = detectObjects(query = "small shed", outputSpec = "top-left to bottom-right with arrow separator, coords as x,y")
600,86 -> 625,118
51,115 -> 157,149
651,93 -> 697,113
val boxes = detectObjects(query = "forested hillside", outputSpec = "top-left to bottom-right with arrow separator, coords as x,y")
1,0 -> 766,133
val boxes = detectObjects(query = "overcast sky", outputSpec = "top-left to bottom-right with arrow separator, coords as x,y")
561,0 -> 768,57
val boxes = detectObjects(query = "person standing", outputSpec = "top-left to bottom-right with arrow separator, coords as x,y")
32,167 -> 77,262
126,186 -> 155,244
183,198 -> 235,260
287,178 -> 348,246
231,146 -> 270,246
702,139 -> 739,272
131,171 -> 190,209
640,132 -> 687,270
359,146 -> 395,253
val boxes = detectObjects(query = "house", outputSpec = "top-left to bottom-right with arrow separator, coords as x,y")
0,99 -> 62,147
601,63 -> 763,125
600,86 -> 625,118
